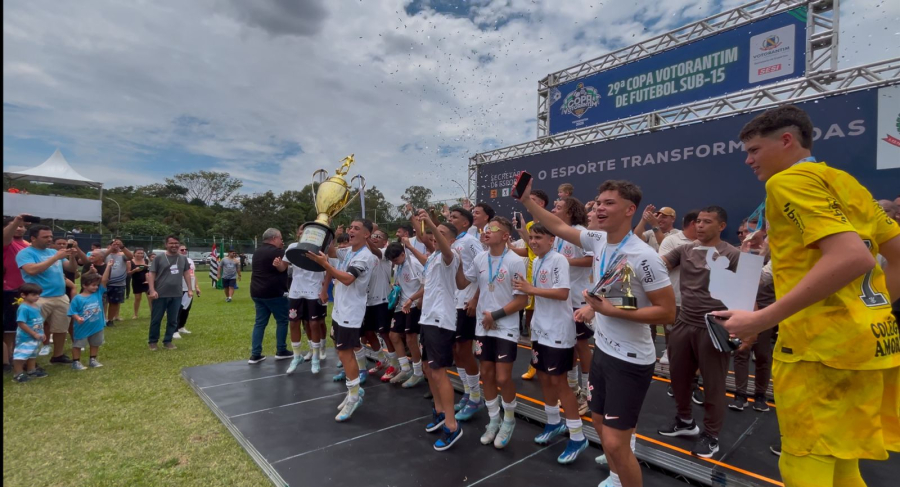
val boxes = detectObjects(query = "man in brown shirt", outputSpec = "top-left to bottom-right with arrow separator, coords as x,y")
657,206 -> 741,459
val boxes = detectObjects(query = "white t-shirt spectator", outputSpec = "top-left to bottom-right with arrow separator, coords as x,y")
643,228 -> 682,252
420,250 -> 460,332
530,251 -> 575,349
332,247 -> 377,329
284,243 -> 325,300
657,230 -> 692,307
467,250 -> 526,343
580,230 -> 672,365
395,255 -> 424,307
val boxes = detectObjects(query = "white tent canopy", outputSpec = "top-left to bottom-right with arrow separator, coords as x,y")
4,148 -> 102,188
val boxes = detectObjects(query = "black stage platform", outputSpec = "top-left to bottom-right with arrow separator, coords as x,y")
184,347 -> 896,487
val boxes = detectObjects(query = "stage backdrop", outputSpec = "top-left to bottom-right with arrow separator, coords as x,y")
478,86 -> 900,241
548,8 -> 807,135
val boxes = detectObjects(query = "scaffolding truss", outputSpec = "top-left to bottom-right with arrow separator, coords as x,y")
536,0 -> 838,137
470,57 -> 900,198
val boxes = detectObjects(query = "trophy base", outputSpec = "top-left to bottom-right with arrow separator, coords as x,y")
605,296 -> 638,310
285,221 -> 334,272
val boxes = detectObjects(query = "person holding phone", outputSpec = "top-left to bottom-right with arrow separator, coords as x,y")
3,214 -> 32,372
128,248 -> 150,319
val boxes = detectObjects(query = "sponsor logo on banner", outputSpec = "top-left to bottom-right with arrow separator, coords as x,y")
501,187 -> 510,197
876,85 -> 900,170
749,25 -> 796,83
560,82 -> 600,120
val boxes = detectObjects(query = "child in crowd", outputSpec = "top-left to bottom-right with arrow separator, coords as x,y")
558,183 -> 574,199
12,283 -> 48,383
68,261 -> 113,370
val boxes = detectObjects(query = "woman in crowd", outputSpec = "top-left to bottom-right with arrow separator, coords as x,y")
128,248 -> 151,319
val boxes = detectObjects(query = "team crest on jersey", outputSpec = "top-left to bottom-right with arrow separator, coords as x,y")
539,269 -> 550,284
475,340 -> 483,356
563,246 -> 574,257
531,348 -> 539,364
404,273 -> 412,282
288,309 -> 298,320
496,268 -> 508,282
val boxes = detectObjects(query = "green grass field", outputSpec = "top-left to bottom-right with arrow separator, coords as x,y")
2,275 -> 318,487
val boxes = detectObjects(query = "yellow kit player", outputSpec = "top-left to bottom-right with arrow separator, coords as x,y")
716,105 -> 899,487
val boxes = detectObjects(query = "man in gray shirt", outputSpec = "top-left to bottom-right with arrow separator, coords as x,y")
104,239 -> 133,325
147,235 -> 192,350
217,250 -> 241,302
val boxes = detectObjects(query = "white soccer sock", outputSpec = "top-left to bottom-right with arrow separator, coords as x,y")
387,351 -> 400,369
310,341 -> 321,364
545,405 -> 561,425
399,356 -> 411,372
291,341 -> 302,357
346,377 -> 360,403
566,418 -> 585,441
631,432 -> 636,452
581,371 -> 590,392
467,373 -> 481,401
567,368 -> 579,390
413,360 -> 423,377
355,348 -> 367,370
377,349 -> 387,363
610,472 -> 622,487
458,368 -> 470,394
319,339 -> 326,349
502,399 -> 517,421
486,397 -> 501,419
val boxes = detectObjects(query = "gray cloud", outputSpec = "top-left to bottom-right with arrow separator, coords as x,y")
220,0 -> 328,38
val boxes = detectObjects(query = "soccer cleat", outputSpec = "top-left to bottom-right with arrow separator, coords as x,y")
286,356 -> 303,375
494,420 -> 516,449
753,396 -> 770,412
72,361 -> 86,371
534,421 -> 567,445
390,368 -> 412,384
577,390 -> 589,416
455,398 -> 485,421
380,366 -> 398,382
402,374 -> 425,389
596,476 -> 614,487
359,370 -> 369,385
310,359 -> 321,374
595,454 -> 608,465
454,393 -> 470,412
333,370 -> 346,382
337,388 -> 365,410
729,397 -> 748,411
692,388 -> 705,405
426,409 -> 446,433
691,433 -> 719,458
302,350 -> 313,362
658,417 -> 700,437
335,395 -> 363,422
481,418 -> 501,445
434,425 -> 463,451
319,347 -> 327,361
89,358 -> 103,368
522,365 -> 536,380
557,438 -> 588,464
367,361 -> 385,374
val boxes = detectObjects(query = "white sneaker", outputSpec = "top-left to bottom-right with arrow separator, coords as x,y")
39,345 -> 51,356
173,332 -> 182,339
319,346 -> 326,361
480,419 -> 500,445
179,328 -> 192,334
302,350 -> 313,362
659,350 -> 669,365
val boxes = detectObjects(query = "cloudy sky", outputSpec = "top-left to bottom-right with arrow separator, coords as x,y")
3,0 -> 898,203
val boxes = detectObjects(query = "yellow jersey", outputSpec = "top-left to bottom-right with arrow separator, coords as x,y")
765,161 -> 900,370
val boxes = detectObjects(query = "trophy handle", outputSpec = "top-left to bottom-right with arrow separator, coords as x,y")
311,169 -> 329,213
333,174 -> 365,215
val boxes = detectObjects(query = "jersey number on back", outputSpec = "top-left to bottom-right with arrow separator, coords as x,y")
860,240 -> 889,307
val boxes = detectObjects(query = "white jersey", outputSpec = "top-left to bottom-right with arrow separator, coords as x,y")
420,250 -> 461,332
395,255 -> 424,307
580,230 -> 672,365
530,251 -> 575,349
332,246 -> 377,329
453,232 -> 483,309
466,249 -> 526,343
366,247 -> 392,306
657,231 -> 691,307
284,243 -> 325,300
408,237 -> 427,255
554,224 -> 592,308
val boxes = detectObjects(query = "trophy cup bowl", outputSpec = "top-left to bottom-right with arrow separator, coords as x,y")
589,254 -> 638,310
286,155 -> 360,271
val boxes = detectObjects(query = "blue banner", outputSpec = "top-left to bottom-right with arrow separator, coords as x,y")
479,89 -> 899,242
548,9 -> 807,135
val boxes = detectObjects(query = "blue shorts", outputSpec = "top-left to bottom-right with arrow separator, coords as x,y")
13,338 -> 40,361
107,286 -> 126,304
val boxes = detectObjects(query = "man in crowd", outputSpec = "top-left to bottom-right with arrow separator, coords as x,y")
104,239 -> 133,325
16,225 -> 79,364
634,205 -> 679,252
363,229 -> 398,382
655,211 -> 698,365
469,202 -> 495,238
146,235 -> 192,351
248,228 -> 290,363
4,215 -> 31,372
658,206 -> 740,458
218,249 -> 240,302
396,223 -> 427,255
718,105 -> 899,486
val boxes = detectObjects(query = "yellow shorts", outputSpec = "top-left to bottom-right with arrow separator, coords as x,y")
773,360 -> 899,460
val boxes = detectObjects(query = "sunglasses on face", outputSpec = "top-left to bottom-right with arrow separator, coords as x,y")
486,225 -> 503,233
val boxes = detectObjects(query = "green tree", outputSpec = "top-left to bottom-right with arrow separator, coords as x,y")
399,185 -> 433,214
119,218 -> 172,236
166,171 -> 243,206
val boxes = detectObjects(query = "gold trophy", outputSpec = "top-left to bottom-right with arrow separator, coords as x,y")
588,254 -> 638,309
286,155 -> 362,271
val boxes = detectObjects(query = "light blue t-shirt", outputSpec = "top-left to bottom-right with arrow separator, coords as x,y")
16,303 -> 44,342
15,246 -> 67,297
67,286 -> 107,340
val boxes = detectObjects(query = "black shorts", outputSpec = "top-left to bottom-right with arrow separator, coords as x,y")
475,336 -> 518,363
332,323 -> 361,351
531,342 -> 574,376
422,325 -> 455,369
391,308 -> 422,334
575,321 -> 593,340
588,348 -> 654,430
4,290 -> 21,333
288,298 -> 327,322
107,286 -> 126,304
131,280 -> 149,295
455,308 -> 477,342
363,303 -> 392,334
